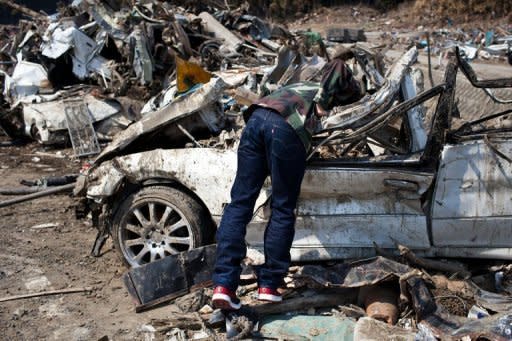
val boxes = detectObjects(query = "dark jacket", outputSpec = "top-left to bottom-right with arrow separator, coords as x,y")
246,59 -> 362,150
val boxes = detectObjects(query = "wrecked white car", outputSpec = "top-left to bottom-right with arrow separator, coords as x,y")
75,47 -> 512,267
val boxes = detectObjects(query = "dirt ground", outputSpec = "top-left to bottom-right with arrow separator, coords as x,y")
0,3 -> 511,340
0,138 -> 189,340
288,2 -> 511,34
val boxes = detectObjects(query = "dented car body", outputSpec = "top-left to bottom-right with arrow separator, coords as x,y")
76,48 -> 512,267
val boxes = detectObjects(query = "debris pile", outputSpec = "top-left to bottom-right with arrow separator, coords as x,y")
8,0 -> 502,163
0,0 -> 327,155
1,2 -> 512,340
126,245 -> 512,340
413,0 -> 512,22
410,26 -> 512,64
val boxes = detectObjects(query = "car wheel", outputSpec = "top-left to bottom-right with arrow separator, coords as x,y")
112,186 -> 210,267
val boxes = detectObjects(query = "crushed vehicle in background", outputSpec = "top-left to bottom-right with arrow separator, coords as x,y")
0,0 -> 302,155
402,25 -> 512,64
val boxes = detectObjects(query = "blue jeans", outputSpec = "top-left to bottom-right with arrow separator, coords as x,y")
213,108 -> 307,291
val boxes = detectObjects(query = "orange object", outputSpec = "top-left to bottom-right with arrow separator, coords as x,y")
361,284 -> 399,325
176,57 -> 212,93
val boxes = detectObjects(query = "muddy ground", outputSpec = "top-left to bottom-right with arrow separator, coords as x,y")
0,4 -> 511,340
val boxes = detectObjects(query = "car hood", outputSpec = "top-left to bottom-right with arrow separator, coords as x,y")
92,77 -> 227,167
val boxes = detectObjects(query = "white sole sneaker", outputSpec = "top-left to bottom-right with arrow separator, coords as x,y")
212,293 -> 242,310
257,293 -> 282,302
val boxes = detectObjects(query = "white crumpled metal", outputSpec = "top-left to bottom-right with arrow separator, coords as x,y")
41,23 -> 112,80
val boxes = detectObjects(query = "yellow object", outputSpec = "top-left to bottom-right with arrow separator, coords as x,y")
176,57 -> 212,93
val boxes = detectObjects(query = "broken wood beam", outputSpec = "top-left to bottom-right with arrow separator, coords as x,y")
397,243 -> 471,278
252,291 -> 357,315
0,287 -> 94,302
0,183 -> 75,208
151,314 -> 204,333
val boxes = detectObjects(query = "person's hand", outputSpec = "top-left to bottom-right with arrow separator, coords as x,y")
315,103 -> 329,117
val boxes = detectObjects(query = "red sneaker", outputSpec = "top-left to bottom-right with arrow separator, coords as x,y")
212,286 -> 241,310
257,287 -> 282,302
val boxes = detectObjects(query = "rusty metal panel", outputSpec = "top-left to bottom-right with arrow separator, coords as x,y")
432,140 -> 512,247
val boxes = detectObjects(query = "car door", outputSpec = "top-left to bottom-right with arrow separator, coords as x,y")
290,162 -> 434,260
431,139 -> 512,248
286,71 -> 435,261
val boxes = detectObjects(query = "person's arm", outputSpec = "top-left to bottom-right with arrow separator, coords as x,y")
313,58 -> 362,111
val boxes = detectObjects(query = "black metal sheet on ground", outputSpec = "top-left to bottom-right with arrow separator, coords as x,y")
123,244 -> 216,312
295,256 -> 412,288
182,245 -> 217,290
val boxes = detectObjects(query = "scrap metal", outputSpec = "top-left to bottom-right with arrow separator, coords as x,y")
123,245 -> 216,312
75,46 -> 512,266
1,2 -> 512,340
0,0 -> 299,149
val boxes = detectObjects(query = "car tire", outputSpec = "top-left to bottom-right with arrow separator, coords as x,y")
112,186 -> 211,267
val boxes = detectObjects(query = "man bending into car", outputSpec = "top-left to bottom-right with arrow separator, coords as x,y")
212,50 -> 363,310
